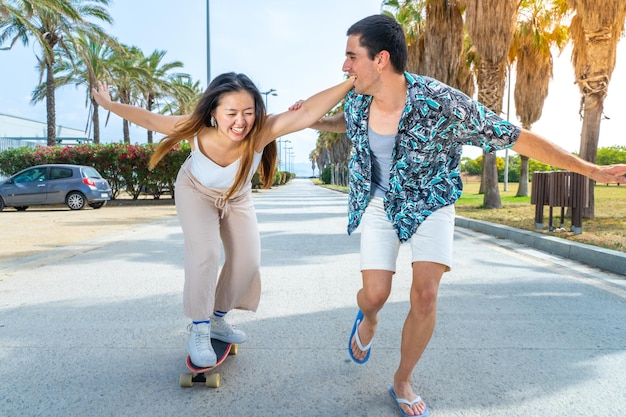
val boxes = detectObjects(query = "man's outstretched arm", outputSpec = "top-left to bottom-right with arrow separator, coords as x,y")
512,129 -> 626,184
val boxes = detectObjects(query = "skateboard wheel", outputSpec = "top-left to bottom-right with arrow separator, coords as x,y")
205,373 -> 220,388
179,373 -> 194,387
230,344 -> 238,355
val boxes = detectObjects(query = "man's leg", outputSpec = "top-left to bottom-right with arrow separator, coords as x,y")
393,261 -> 446,416
350,269 -> 393,361
352,197 -> 400,361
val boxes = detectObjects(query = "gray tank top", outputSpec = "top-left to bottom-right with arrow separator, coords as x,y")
368,125 -> 396,198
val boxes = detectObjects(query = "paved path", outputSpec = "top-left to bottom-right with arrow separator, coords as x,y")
1,179 -> 625,416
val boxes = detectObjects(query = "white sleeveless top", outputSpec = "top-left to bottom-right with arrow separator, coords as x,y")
190,136 -> 263,189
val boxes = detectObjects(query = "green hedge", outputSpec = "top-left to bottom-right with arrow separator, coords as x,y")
0,143 -> 190,199
0,143 -> 294,198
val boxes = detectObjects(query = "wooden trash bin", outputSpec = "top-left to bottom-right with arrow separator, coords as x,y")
530,171 -> 589,234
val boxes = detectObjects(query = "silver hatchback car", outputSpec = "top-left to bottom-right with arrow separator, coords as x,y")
0,164 -> 111,211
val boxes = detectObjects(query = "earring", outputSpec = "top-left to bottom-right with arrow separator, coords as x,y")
210,115 -> 217,127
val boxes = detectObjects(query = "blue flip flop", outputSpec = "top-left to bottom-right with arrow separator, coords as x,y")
389,385 -> 429,417
348,310 -> 372,364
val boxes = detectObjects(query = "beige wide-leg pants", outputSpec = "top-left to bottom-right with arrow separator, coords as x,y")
175,161 -> 261,321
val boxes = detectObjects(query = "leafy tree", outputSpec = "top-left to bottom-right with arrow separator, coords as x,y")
465,0 -> 518,208
596,145 -> 626,166
136,49 -> 186,143
0,0 -> 114,145
160,75 -> 203,116
510,0 -> 569,197
104,44 -> 150,143
569,0 -> 626,217
31,33 -> 121,144
382,0 -> 426,74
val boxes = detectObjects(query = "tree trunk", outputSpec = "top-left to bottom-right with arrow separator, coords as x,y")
123,120 -> 130,144
120,89 -> 131,143
46,61 -> 56,146
479,151 -> 486,194
92,98 -> 100,144
482,152 -> 502,208
476,60 -> 506,208
579,101 -> 602,219
516,155 -> 529,197
147,94 -> 154,144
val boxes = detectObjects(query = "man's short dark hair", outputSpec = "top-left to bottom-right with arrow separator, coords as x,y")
347,14 -> 407,74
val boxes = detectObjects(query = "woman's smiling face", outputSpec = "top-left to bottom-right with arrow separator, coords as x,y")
213,90 -> 256,142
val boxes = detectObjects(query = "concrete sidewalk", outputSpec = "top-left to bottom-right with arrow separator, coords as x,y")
1,178 -> 624,417
455,216 -> 626,276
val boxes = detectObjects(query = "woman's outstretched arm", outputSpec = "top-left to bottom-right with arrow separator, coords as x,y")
257,76 -> 355,148
92,81 -> 187,135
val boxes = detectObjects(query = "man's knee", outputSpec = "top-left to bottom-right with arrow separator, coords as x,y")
364,290 -> 389,309
409,286 -> 438,315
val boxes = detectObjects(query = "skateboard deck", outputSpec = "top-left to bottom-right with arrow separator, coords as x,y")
179,338 -> 238,388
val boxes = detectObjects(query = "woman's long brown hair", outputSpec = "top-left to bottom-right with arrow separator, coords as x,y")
149,72 -> 277,200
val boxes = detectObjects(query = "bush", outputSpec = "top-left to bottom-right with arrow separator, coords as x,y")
321,166 -> 332,184
0,143 -> 190,199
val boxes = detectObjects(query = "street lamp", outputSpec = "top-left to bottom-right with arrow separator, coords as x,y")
286,147 -> 293,173
261,89 -> 277,111
278,139 -> 291,170
206,0 -> 211,85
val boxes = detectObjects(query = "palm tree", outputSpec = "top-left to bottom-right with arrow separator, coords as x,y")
511,0 -> 569,196
0,0 -> 113,146
569,0 -> 626,218
309,146 -> 328,178
137,49 -> 186,143
105,44 -> 149,143
465,0 -> 518,209
160,75 -> 203,116
421,0 -> 474,95
31,33 -> 119,143
382,0 -> 426,74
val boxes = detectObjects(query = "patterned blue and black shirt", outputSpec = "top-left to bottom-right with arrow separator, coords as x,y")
345,72 -> 521,242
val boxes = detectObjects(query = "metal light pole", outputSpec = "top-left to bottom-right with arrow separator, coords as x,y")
282,140 -> 291,172
277,138 -> 283,171
261,89 -> 277,111
206,0 -> 211,86
504,67 -> 511,191
286,147 -> 293,173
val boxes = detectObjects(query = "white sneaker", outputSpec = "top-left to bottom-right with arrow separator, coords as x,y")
210,316 -> 246,344
186,323 -> 217,367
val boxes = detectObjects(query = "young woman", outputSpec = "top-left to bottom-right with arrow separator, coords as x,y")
92,72 -> 355,367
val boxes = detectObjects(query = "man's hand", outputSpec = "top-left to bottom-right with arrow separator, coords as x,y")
288,100 -> 305,112
590,164 -> 626,185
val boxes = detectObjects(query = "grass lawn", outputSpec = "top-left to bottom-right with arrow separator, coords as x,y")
456,178 -> 626,252
315,178 -> 626,253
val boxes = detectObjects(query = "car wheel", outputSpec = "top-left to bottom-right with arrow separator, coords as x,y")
89,201 -> 106,209
0,197 -> 4,212
15,206 -> 28,211
66,191 -> 86,210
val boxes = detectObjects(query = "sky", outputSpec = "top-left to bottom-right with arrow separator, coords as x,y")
0,0 -> 625,176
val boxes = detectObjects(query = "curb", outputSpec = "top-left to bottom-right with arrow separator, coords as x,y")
455,216 -> 626,276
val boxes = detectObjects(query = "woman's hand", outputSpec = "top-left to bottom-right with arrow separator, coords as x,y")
91,81 -> 113,110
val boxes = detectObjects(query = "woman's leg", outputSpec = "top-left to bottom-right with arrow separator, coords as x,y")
175,178 -> 222,321
214,192 -> 261,313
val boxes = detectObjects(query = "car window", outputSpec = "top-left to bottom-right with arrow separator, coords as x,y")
14,167 -> 47,183
82,167 -> 103,179
50,167 -> 73,180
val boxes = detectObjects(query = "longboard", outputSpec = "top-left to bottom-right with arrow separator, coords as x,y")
179,338 -> 238,388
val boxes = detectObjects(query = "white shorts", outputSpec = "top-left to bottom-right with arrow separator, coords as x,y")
359,197 -> 455,272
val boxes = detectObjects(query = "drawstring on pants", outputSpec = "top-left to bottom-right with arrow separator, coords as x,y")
214,193 -> 229,219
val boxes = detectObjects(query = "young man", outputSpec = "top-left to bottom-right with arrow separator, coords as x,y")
310,14 -> 626,417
